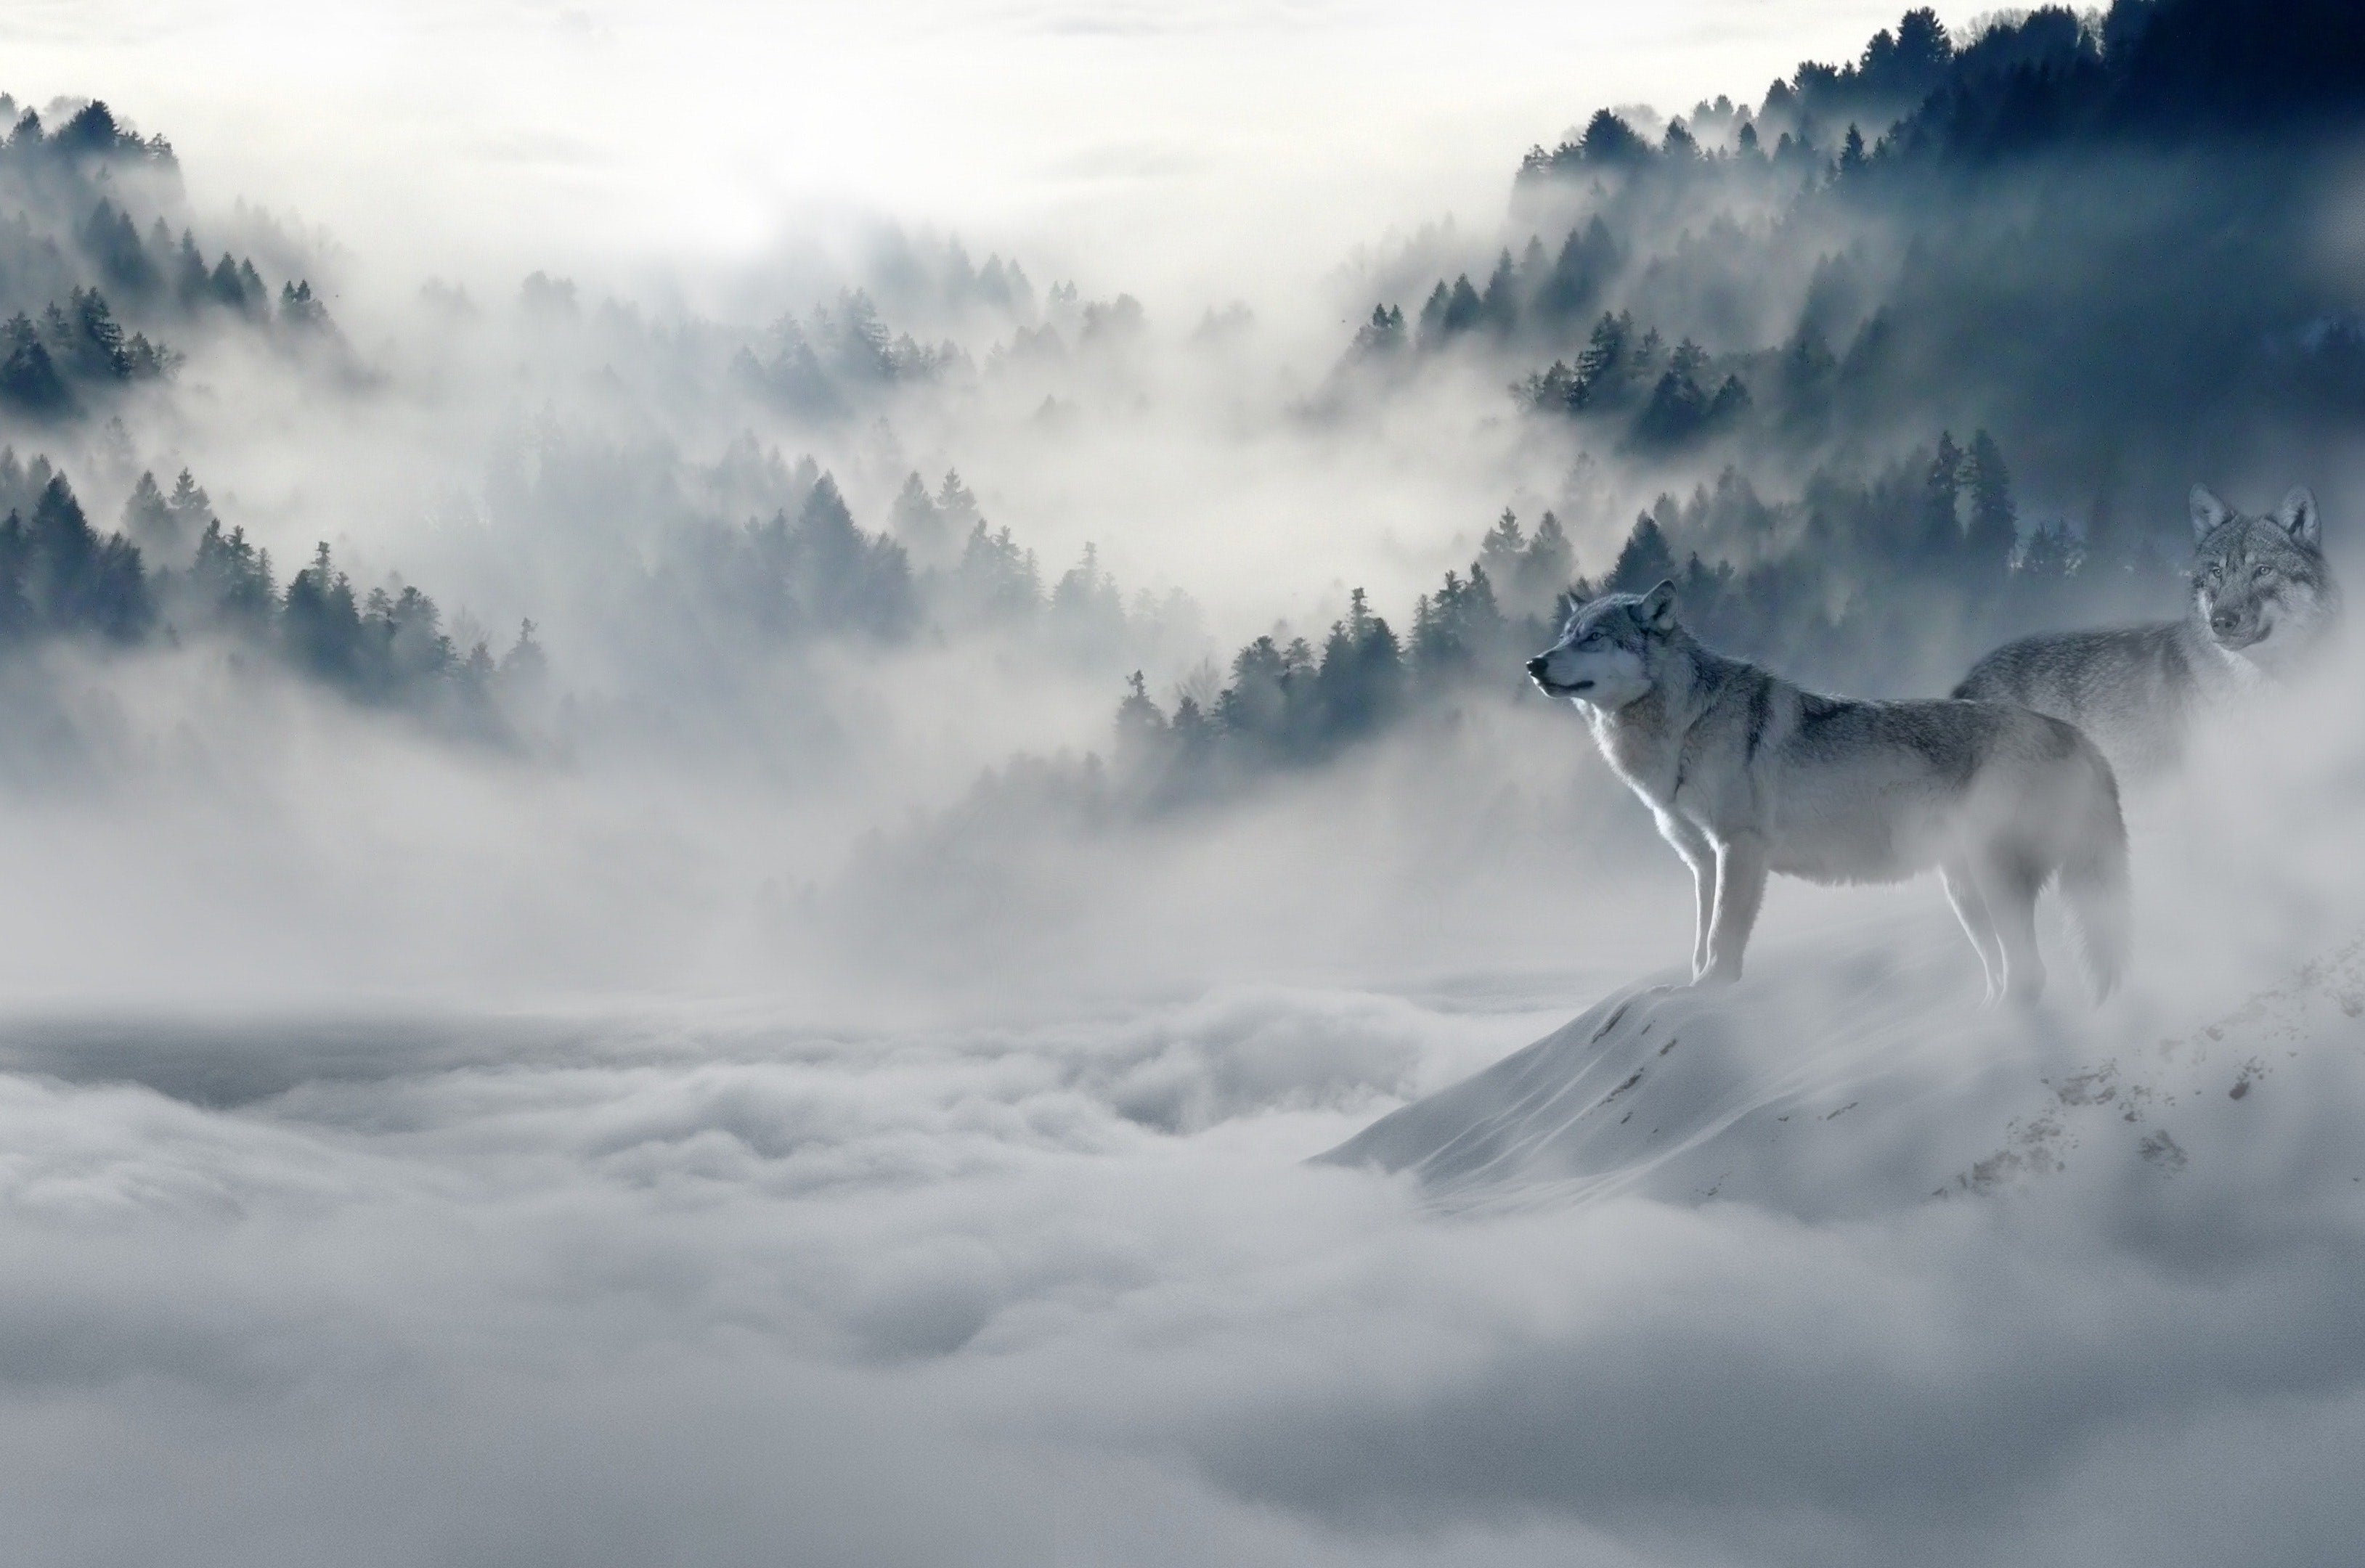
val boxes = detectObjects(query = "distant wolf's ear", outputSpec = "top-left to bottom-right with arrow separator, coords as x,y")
1641,579 -> 1677,630
2190,485 -> 2232,541
2279,486 -> 2320,549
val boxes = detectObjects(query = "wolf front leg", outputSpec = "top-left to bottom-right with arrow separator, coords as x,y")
1697,833 -> 1768,986
1653,810 -> 1716,979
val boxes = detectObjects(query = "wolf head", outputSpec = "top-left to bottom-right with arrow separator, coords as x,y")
1527,581 -> 1679,709
2188,485 -> 2340,669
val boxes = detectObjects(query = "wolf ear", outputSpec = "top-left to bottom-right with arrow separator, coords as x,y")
2279,486 -> 2320,549
2190,485 -> 2232,541
1640,579 -> 1677,631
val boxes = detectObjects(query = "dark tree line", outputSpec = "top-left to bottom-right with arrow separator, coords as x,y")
728,279 -> 1148,422
73,194 -> 274,321
0,448 -> 540,727
478,422 -> 1194,706
0,287 -> 171,417
865,232 -> 1039,323
1105,429 -> 2175,805
731,290 -> 969,419
1107,510 -> 1575,801
0,94 -> 335,417
1581,431 -> 2157,697
660,460 -> 921,649
661,454 -> 1185,679
730,474 -> 920,639
0,465 -> 149,645
1354,0 -> 2365,526
1515,0 -> 2365,187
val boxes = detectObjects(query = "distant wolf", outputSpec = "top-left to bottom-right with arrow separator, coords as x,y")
1955,486 -> 2340,780
1529,582 -> 2129,1003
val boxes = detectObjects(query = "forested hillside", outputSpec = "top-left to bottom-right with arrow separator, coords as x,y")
4,0 -> 2361,817
1139,0 -> 2365,790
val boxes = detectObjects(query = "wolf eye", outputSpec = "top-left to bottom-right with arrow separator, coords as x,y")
2252,564 -> 2271,581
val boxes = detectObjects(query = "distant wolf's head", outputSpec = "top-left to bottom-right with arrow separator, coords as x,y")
2188,485 -> 2340,669
1527,581 -> 1679,709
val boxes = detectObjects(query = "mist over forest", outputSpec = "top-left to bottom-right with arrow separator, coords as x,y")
5,1 -> 2365,1564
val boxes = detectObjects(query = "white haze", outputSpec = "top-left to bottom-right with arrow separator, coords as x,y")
4,4 -> 2365,1566
3,0 -> 1916,306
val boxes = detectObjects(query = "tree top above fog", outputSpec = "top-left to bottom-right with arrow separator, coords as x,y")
1521,0 -> 2365,183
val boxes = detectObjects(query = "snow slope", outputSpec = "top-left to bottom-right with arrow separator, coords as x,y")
1319,906 -> 2365,1219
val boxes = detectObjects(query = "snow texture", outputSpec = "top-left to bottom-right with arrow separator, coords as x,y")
1322,910 -> 2365,1220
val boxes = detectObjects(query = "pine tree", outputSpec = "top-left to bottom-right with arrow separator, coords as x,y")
174,232 -> 208,308
1609,515 -> 1677,593
935,469 -> 981,531
1478,249 -> 1519,332
1635,340 -> 1714,445
1963,430 -> 2016,570
121,470 -> 174,555
280,279 -> 330,332
1839,123 -> 1867,174
1517,512 -> 1576,616
1442,275 -> 1484,335
190,519 -> 275,630
25,475 -> 149,641
284,541 -> 363,680
953,520 -> 1041,624
500,618 -> 548,687
1115,669 -> 1168,759
168,468 -> 212,532
208,253 -> 250,311
1921,431 -> 1963,558
52,288 -> 132,378
1571,311 -> 1630,408
1478,509 -> 1526,586
1351,303 -> 1407,356
890,471 -> 948,562
1217,635 -> 1291,739
1415,280 -> 1452,348
1314,586 -> 1404,738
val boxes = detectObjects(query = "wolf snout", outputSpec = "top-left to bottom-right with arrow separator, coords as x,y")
2211,608 -> 2241,634
1526,655 -> 1552,679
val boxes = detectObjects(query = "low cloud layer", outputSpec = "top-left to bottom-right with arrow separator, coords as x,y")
4,856 -> 2364,1567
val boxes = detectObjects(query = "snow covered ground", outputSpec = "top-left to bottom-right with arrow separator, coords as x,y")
1321,911 -> 2365,1221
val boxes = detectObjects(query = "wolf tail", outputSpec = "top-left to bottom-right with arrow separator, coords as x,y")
2058,745 -> 2131,1000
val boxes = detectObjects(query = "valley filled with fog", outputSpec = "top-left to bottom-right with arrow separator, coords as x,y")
4,2 -> 2365,1564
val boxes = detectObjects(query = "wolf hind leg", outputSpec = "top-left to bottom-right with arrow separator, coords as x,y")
1940,857 -> 2004,1004
1971,849 -> 2047,1005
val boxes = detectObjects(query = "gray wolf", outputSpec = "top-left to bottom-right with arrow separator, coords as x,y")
1529,582 -> 2130,1003
1955,486 -> 2340,780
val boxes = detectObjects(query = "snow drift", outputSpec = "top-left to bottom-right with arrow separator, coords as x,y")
1319,903 -> 2365,1220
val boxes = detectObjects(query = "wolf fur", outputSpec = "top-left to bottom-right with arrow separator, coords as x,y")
1529,582 -> 2130,1003
1954,486 -> 2339,780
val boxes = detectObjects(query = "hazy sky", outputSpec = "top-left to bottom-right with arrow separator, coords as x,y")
3,0 -> 1934,303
